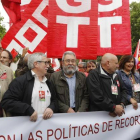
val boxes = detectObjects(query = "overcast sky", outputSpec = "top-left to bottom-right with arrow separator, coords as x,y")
0,0 -> 140,31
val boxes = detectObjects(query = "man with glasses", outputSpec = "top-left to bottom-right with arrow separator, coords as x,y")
2,53 -> 58,121
50,51 -> 89,113
78,62 -> 87,72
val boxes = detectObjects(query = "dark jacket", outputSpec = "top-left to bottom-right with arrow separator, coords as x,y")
1,70 -> 58,116
117,70 -> 140,101
87,66 -> 127,112
50,70 -> 89,113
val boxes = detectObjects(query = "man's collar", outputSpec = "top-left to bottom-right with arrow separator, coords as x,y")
100,65 -> 117,79
63,71 -> 76,79
31,70 -> 36,76
31,70 -> 47,82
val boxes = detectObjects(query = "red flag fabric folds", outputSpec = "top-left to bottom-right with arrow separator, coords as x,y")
1,0 -> 21,24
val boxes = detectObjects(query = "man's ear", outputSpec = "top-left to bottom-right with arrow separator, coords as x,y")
34,61 -> 38,68
106,60 -> 110,67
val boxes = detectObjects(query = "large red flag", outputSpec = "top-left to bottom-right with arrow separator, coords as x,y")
97,0 -> 131,55
1,0 -> 21,24
1,0 -> 48,55
47,0 -> 98,59
1,0 -> 132,59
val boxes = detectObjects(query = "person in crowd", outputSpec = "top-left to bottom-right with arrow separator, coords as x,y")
86,60 -> 97,73
58,58 -> 63,70
0,50 -> 13,67
87,53 -> 127,117
46,58 -> 54,80
50,51 -> 89,113
78,62 -> 88,76
78,62 -> 87,72
0,62 -> 14,117
15,47 -> 30,77
1,53 -> 58,121
118,55 -> 139,110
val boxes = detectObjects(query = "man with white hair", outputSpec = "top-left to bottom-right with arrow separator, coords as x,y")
1,53 -> 58,121
50,51 -> 89,113
87,53 -> 127,117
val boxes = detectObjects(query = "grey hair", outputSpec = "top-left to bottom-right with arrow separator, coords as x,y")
78,62 -> 87,68
28,53 -> 46,69
62,51 -> 76,61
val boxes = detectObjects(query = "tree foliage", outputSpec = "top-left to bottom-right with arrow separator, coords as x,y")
0,15 -> 6,39
130,2 -> 140,54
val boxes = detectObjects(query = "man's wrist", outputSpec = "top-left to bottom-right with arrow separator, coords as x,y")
120,103 -> 125,109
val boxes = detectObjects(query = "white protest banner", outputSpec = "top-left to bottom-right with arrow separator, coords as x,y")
0,104 -> 140,140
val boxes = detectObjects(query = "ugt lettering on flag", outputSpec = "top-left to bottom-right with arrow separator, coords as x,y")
47,0 -> 98,59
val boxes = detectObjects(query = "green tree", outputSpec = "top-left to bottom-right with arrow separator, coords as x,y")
130,2 -> 140,54
0,15 -> 6,39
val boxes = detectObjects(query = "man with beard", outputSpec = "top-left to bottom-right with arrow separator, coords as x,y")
50,51 -> 89,113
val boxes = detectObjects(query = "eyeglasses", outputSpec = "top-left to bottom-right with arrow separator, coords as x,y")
64,59 -> 76,64
37,61 -> 50,65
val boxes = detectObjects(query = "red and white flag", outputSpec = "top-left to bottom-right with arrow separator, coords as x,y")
1,0 -> 21,25
21,0 -> 32,13
97,0 -> 131,55
1,0 -> 132,59
47,0 -> 98,59
133,39 -> 140,69
1,0 -> 48,55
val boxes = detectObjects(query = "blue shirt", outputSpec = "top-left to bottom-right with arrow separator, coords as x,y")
65,74 -> 76,108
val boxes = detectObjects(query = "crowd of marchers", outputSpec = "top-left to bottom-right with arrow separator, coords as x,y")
0,41 -> 139,121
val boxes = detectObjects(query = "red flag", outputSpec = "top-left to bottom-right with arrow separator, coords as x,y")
52,58 -> 60,71
97,0 -> 131,55
1,0 -> 21,24
52,58 -> 56,68
1,0 -> 48,55
2,0 -> 132,59
133,40 -> 140,69
47,0 -> 98,59
20,0 -> 32,13
11,48 -> 18,58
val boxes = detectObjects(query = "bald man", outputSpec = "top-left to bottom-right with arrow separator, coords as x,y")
87,53 -> 127,117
